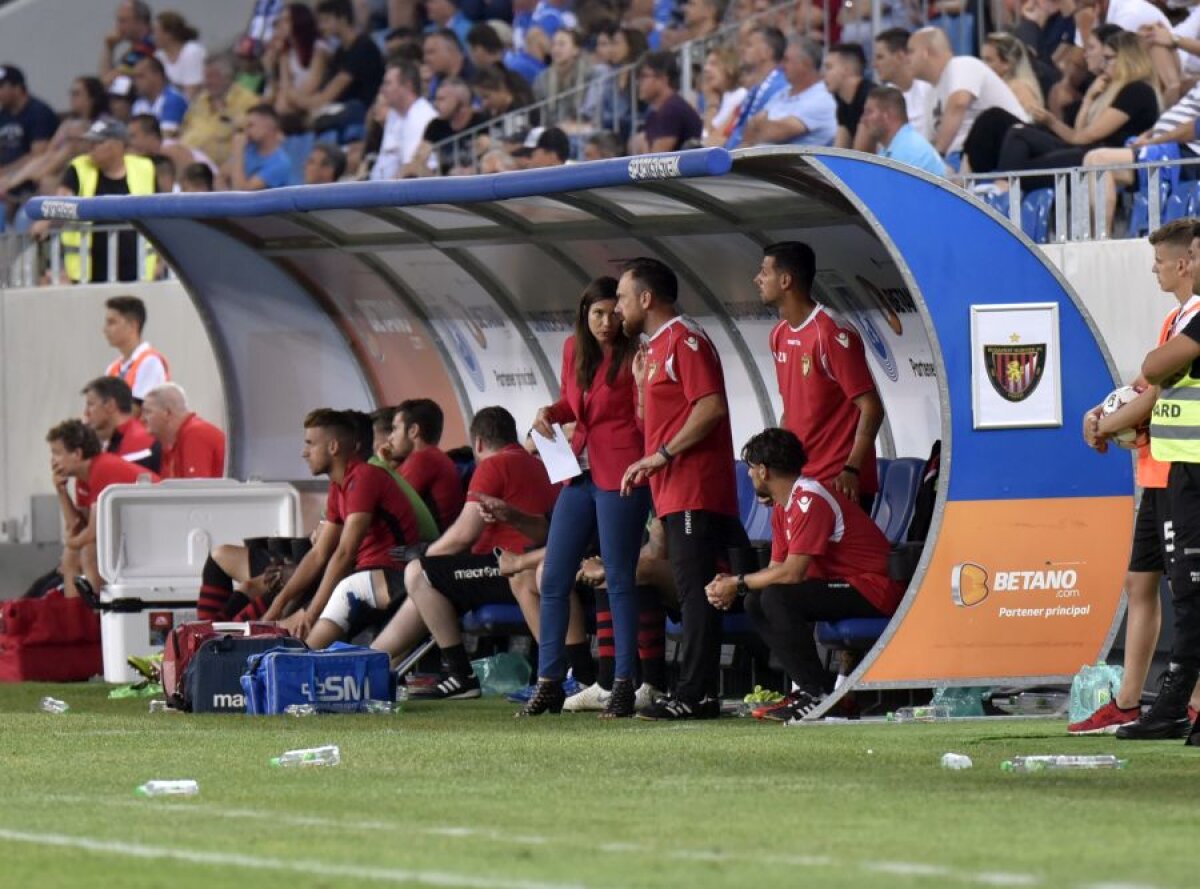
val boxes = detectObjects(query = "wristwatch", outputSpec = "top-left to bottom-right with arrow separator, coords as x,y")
736,574 -> 749,597
658,444 -> 674,463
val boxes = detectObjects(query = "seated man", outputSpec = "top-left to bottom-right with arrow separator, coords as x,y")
705,428 -> 904,722
388,397 -> 465,531
261,409 -> 423,648
383,406 -> 559,699
140,383 -> 225,478
368,406 -> 440,544
46,419 -> 159,599
72,375 -> 160,513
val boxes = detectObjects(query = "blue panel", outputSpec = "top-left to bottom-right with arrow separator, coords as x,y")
27,149 -> 733,222
818,157 -> 1131,501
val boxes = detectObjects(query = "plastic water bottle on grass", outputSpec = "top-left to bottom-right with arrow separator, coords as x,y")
284,704 -> 317,717
270,744 -> 341,767
1001,754 -> 1126,772
39,697 -> 69,714
366,700 -> 398,714
887,705 -> 951,722
148,700 -> 170,713
941,752 -> 973,770
136,780 -> 199,797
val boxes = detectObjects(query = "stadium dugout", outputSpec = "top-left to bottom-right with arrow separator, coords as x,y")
27,146 -> 1134,719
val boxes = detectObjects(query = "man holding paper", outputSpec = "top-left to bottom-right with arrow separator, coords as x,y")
520,276 -> 652,719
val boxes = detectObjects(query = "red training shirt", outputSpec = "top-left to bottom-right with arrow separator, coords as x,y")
769,476 -> 903,615
642,315 -> 738,517
77,452 -> 160,509
770,306 -> 879,494
75,417 -> 160,507
467,444 -> 559,555
326,459 -> 421,571
398,446 -> 465,530
160,413 -> 226,479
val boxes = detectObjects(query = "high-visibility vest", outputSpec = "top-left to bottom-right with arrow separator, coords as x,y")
106,345 -> 170,391
61,154 -> 157,282
1150,342 -> 1200,465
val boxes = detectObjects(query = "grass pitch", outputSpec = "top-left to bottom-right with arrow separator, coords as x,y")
0,682 -> 1197,889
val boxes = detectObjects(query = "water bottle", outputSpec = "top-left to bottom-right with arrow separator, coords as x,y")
365,700 -> 397,714
135,780 -> 199,797
39,696 -> 69,714
1001,754 -> 1127,773
941,752 -> 973,770
887,705 -> 951,722
270,744 -> 341,768
284,704 -> 317,717
148,700 -> 170,713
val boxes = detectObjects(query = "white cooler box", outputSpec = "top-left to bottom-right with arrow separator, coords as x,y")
96,479 -> 301,683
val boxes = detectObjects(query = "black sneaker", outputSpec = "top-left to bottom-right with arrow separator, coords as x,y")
1116,663 -> 1198,740
408,673 -> 481,700
635,695 -> 720,721
782,690 -> 824,725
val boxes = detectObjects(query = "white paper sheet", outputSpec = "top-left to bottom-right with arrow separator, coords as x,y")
530,423 -> 582,484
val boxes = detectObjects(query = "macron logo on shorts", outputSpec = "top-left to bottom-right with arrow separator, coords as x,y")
454,566 -> 502,580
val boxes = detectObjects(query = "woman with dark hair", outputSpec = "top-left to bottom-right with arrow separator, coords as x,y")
154,11 -> 206,97
265,2 -> 330,117
519,277 -> 652,718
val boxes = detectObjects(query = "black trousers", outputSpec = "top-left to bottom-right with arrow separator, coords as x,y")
662,509 -> 749,701
995,123 -> 1089,190
744,580 -> 886,695
1165,463 -> 1200,669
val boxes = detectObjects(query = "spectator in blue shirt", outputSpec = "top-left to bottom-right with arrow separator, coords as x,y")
725,26 -> 788,149
504,26 -> 550,84
744,36 -> 837,147
130,56 -> 188,137
860,86 -> 947,177
226,104 -> 293,190
424,0 -> 473,48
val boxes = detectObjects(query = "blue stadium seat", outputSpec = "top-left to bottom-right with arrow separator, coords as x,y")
282,132 -> 315,186
816,618 -> 891,650
734,459 -> 773,542
462,604 -> 527,635
872,458 -> 892,520
665,613 -> 753,637
1020,188 -> 1054,244
872,457 -> 924,545
1166,181 -> 1200,222
1130,144 -> 1179,237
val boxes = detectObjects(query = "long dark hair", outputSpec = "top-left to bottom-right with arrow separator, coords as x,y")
76,76 -> 109,120
574,276 -> 633,391
288,2 -> 319,69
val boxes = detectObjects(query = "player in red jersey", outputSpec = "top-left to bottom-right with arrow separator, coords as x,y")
617,257 -> 749,720
389,398 -> 465,531
755,242 -> 884,508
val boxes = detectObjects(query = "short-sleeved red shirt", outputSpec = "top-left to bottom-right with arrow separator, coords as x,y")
642,315 -> 738,518
77,452 -> 159,508
769,476 -> 902,615
398,446 -> 465,530
75,417 -> 160,507
160,413 -> 226,479
466,444 -> 559,555
771,306 -> 879,494
326,459 -> 421,571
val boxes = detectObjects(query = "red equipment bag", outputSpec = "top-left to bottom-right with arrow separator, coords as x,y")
162,621 -> 290,709
0,592 -> 102,682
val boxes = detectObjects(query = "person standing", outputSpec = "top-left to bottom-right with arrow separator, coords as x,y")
755,241 -> 884,509
520,277 -> 650,718
616,258 -> 748,721
102,295 -> 170,401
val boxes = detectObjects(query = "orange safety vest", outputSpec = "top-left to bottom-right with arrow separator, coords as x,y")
106,346 -> 170,391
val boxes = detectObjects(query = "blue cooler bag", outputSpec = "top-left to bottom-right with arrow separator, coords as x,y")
242,641 -> 394,714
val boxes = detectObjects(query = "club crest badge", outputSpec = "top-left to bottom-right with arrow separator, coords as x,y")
984,335 -> 1046,402
801,354 -> 812,376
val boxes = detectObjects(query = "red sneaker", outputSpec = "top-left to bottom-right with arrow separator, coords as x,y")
1068,700 -> 1141,735
754,694 -> 800,722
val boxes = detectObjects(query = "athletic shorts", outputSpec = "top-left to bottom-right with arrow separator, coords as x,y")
1129,488 -> 1169,573
418,553 -> 513,613
317,567 -> 406,636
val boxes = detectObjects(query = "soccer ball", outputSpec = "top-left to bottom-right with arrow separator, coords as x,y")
1100,386 -> 1149,450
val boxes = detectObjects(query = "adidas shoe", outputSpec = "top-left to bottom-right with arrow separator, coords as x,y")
636,695 -> 720,721
506,683 -> 537,704
564,682 -> 610,712
408,673 -> 481,700
510,672 -> 586,704
754,693 -> 804,722
561,672 -> 585,698
634,683 -> 664,712
1067,700 -> 1140,736
782,691 -> 824,725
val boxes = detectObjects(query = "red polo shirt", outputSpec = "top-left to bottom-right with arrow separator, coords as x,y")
466,444 -> 559,555
160,413 -> 225,479
77,452 -> 159,508
326,459 -> 422,571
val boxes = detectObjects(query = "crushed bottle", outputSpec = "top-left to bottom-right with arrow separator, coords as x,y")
1001,754 -> 1127,772
270,744 -> 341,768
39,696 -> 69,714
887,705 -> 951,723
148,700 -> 170,713
941,752 -> 973,770
136,780 -> 199,797
284,704 -> 317,717
365,699 -> 398,714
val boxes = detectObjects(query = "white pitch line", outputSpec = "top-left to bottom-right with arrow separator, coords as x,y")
0,828 -> 588,889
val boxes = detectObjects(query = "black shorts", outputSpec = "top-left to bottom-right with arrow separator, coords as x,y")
419,554 -> 513,613
1129,488 -> 1170,573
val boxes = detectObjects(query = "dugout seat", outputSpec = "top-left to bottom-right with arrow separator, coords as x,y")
872,457 -> 924,545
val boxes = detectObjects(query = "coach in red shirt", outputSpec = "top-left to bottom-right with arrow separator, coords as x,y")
388,397 -> 465,531
260,409 -> 422,647
47,419 -> 159,600
141,383 -> 226,479
756,242 -> 884,508
617,257 -> 749,721
707,428 -> 903,722
388,406 -> 559,700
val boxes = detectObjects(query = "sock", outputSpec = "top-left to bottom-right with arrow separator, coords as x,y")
198,556 -> 234,621
233,595 -> 271,622
566,642 -> 596,686
595,589 -> 614,691
637,587 -> 667,690
441,644 -> 473,680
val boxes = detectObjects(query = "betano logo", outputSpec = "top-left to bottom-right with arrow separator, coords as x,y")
950,562 -> 989,607
952,562 -> 1082,608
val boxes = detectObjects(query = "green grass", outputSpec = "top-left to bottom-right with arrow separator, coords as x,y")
0,683 -> 1197,889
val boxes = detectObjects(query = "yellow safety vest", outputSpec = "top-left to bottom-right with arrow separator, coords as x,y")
61,154 -> 157,282
1150,361 -> 1200,464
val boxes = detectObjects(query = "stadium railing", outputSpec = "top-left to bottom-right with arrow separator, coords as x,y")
1,226 -> 163,288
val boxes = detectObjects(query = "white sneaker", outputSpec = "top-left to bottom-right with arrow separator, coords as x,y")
563,682 -> 610,711
635,683 -> 664,712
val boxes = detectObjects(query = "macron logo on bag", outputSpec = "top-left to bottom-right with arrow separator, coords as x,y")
212,693 -> 245,708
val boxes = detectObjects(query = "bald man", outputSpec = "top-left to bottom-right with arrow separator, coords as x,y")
907,26 -> 1028,158
141,383 -> 226,479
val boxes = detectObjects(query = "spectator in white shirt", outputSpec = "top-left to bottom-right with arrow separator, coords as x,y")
873,27 -> 935,141
370,61 -> 438,180
700,46 -> 747,147
154,11 -> 206,100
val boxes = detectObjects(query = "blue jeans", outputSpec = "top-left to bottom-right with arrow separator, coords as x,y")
537,475 -> 650,682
